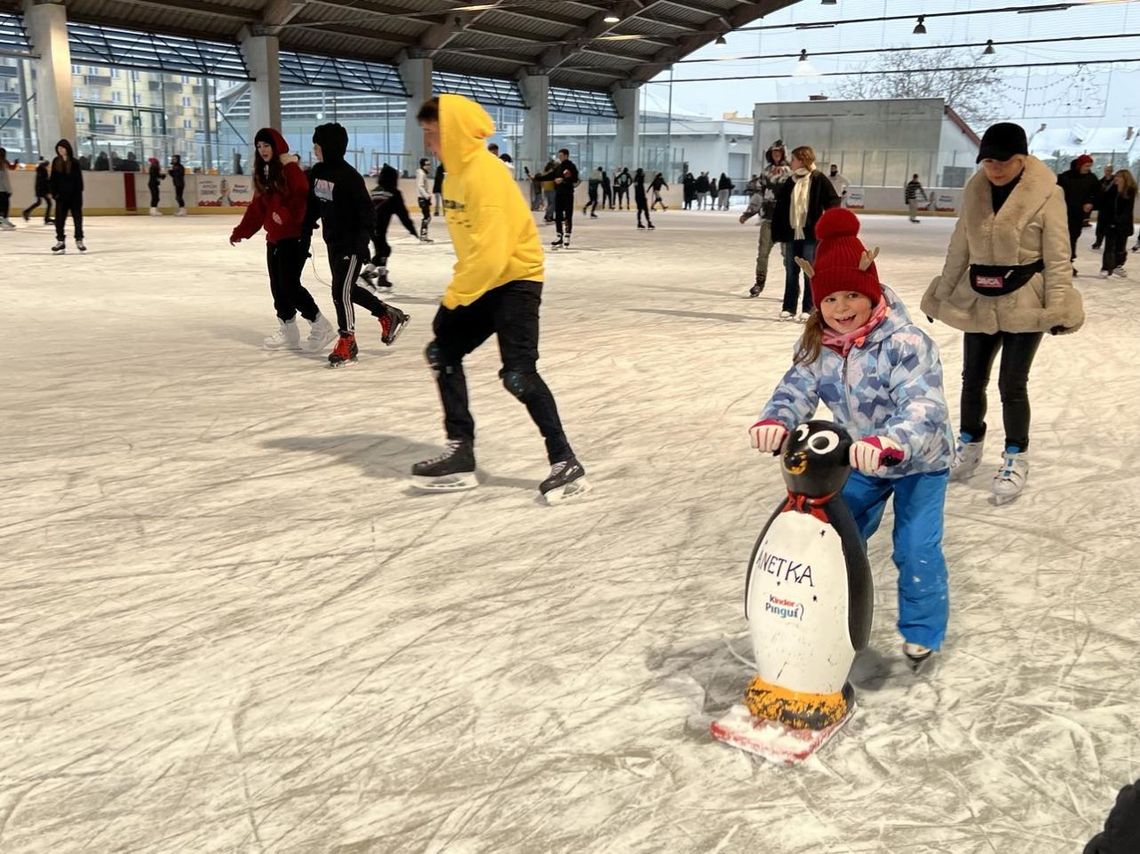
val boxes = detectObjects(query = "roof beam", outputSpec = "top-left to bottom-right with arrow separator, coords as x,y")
629,1 -> 775,83
76,0 -> 256,23
262,0 -> 311,29
538,0 -> 646,70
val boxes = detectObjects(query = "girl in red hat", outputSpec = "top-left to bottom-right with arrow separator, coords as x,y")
749,207 -> 954,670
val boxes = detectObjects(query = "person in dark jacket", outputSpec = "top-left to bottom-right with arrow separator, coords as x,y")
771,144 -> 840,319
93,151 -> 109,172
305,122 -> 409,366
634,168 -> 654,230
584,167 -> 602,217
694,171 -> 709,209
1097,168 -> 1136,277
1092,163 -> 1115,249
682,171 -> 695,209
147,157 -> 165,215
717,173 -> 734,210
22,158 -> 53,224
534,148 -> 579,248
649,172 -> 668,210
432,163 -> 445,216
614,166 -> 632,209
363,163 -> 420,291
1085,778 -> 1140,854
1057,154 -> 1101,270
169,154 -> 187,215
49,139 -> 84,253
601,168 -> 612,209
230,128 -> 335,353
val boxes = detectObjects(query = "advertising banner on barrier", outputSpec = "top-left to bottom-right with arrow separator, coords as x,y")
196,176 -> 254,207
934,193 -> 956,212
845,190 -> 864,209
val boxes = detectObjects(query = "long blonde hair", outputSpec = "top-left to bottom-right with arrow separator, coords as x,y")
793,309 -> 825,365
1116,169 -> 1137,199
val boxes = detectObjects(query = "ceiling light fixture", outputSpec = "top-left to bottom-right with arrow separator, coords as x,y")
913,15 -> 926,34
821,0 -> 837,4
603,13 -> 620,23
983,38 -> 996,55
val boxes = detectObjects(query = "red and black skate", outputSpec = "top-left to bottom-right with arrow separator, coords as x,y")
379,306 -> 410,346
328,333 -> 358,367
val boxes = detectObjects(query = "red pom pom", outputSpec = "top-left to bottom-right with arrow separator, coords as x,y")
815,207 -> 861,241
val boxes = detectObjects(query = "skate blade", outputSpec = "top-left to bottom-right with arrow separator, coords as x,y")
384,317 -> 410,347
541,477 -> 591,505
710,703 -> 855,765
326,358 -> 359,369
411,473 -> 478,492
989,490 -> 1022,506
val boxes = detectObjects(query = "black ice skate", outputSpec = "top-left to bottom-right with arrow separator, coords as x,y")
749,281 -> 764,297
550,236 -> 564,249
76,239 -> 87,253
379,305 -> 410,346
539,456 -> 590,505
411,440 -> 477,492
51,241 -> 66,254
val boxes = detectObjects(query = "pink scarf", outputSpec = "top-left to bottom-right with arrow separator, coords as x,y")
822,299 -> 889,357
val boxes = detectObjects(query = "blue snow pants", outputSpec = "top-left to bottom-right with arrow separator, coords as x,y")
841,469 -> 950,650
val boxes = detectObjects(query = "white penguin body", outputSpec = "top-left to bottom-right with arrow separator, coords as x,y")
745,509 -> 856,695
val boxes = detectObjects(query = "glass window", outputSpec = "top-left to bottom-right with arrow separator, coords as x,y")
133,93 -> 141,105
112,91 -> 122,104
114,114 -> 123,126
130,69 -> 141,81
181,96 -> 191,107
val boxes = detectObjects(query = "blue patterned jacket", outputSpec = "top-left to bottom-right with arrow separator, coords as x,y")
759,286 -> 953,478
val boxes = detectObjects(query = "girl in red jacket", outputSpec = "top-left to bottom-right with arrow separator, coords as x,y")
230,128 -> 335,351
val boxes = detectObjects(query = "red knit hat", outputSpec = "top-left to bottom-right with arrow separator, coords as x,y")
805,208 -> 882,307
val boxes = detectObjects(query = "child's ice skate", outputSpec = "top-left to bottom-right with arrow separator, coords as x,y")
903,642 -> 935,674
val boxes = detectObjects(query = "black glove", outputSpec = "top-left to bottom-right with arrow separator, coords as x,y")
925,314 -> 934,324
1085,781 -> 1140,854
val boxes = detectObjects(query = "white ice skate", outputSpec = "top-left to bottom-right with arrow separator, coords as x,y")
263,319 -> 302,350
949,435 -> 984,482
991,449 -> 1029,505
302,314 -> 336,353
175,208 -> 187,217
0,218 -> 15,231
779,311 -> 794,321
149,207 -> 162,216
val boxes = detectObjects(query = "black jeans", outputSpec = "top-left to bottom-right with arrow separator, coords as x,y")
55,196 -> 83,241
554,194 -> 574,236
327,246 -> 387,335
1067,213 -> 1084,260
23,195 -> 53,221
1102,232 -> 1128,272
428,280 -> 572,464
267,239 -> 320,323
174,182 -> 185,208
782,239 -> 817,314
636,198 -> 653,227
960,330 -> 1044,451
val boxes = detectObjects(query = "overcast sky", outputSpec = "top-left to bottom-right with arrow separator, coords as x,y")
647,0 -> 1140,132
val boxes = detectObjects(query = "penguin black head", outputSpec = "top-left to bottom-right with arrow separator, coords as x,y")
781,420 -> 853,498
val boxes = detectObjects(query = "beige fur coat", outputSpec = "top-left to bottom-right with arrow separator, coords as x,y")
921,155 -> 1084,335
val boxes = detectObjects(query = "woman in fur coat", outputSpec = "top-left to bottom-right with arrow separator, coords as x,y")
921,122 -> 1084,504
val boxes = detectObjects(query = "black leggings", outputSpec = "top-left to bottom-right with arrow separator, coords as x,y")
960,330 -> 1044,451
555,195 -> 573,236
427,280 -> 571,464
636,198 -> 653,227
267,239 -> 319,323
23,195 -> 53,221
149,182 -> 160,208
0,192 -> 9,219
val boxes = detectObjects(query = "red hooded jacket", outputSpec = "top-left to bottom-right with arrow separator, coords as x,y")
230,129 -> 310,244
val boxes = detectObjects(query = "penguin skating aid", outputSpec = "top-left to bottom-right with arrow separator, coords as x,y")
711,421 -> 880,764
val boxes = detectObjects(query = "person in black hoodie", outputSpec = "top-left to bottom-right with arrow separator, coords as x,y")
49,139 -> 85,253
1086,779 -> 1140,854
147,157 -> 165,215
432,162 -> 445,216
23,158 -> 53,224
771,144 -> 839,319
634,168 -> 654,230
362,163 -> 420,291
649,172 -> 668,210
306,123 -> 409,366
534,148 -> 578,249
694,172 -> 710,210
169,154 -> 187,215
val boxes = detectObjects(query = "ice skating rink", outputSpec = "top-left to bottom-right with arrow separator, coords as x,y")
3,209 -> 1137,853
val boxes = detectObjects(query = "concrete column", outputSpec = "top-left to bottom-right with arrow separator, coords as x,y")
612,83 -> 640,170
22,0 -> 76,155
240,31 -> 281,147
518,70 -> 549,177
399,55 -> 432,174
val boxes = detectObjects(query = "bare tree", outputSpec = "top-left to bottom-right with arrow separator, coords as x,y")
834,49 -> 1005,129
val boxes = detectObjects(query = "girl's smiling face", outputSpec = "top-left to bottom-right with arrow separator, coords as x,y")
821,291 -> 873,334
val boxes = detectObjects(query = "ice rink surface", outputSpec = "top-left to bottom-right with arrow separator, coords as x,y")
3,208 -> 1138,853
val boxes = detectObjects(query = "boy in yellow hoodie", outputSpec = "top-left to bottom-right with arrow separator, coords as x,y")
411,95 -> 588,504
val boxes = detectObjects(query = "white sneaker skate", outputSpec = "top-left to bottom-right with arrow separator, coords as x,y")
175,207 -> 187,217
949,435 -> 984,482
1113,267 -> 1128,278
302,314 -> 336,353
263,319 -> 302,350
0,218 -> 15,231
149,207 -> 162,216
991,448 -> 1029,504
796,312 -> 811,323
779,311 -> 794,321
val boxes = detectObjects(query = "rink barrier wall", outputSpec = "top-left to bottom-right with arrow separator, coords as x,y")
6,171 -> 1127,220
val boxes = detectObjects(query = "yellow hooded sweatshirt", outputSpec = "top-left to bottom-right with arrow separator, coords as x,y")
438,93 -> 543,309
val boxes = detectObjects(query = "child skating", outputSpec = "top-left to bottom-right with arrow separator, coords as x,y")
750,208 -> 954,670
362,163 -> 421,292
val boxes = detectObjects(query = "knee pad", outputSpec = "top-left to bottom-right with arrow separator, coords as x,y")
501,370 -> 537,401
426,341 -> 461,376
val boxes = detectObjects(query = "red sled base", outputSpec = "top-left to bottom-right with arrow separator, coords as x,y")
709,702 -> 856,765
